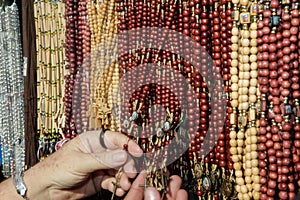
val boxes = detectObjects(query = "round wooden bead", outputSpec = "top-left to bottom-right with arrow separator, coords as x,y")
232,27 -> 239,36
242,39 -> 250,47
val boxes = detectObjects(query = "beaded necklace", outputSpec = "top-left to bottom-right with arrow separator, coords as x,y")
34,0 -> 66,159
291,2 -> 300,190
88,0 -> 119,131
63,0 -> 79,138
257,0 -> 300,199
229,0 -> 262,198
72,0 -> 91,134
0,1 -> 25,178
257,0 -> 269,198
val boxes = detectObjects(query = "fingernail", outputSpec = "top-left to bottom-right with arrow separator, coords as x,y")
113,150 -> 127,162
145,187 -> 159,200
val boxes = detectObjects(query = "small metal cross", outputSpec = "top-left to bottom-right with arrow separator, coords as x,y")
139,177 -> 150,190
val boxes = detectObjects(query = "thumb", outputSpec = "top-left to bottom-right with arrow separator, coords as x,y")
145,187 -> 161,200
77,149 -> 128,173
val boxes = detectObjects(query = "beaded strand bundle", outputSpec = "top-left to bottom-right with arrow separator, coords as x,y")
0,2 -> 25,178
34,0 -> 66,160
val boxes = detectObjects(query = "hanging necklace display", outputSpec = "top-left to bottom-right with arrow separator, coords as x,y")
26,0 -> 300,199
0,1 -> 25,178
34,0 -> 67,160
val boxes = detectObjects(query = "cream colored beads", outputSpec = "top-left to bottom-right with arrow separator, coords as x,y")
231,26 -> 239,109
88,0 -> 119,130
248,19 -> 260,200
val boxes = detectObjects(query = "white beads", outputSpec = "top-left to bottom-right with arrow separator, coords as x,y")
243,63 -> 250,71
240,95 -> 249,102
232,75 -> 239,83
242,55 -> 249,63
250,70 -> 258,78
243,47 -> 250,54
232,27 -> 239,35
232,43 -> 239,51
250,30 -> 257,38
250,78 -> 258,86
241,38 -> 250,47
231,35 -> 239,43
250,54 -> 257,62
242,30 -> 250,38
231,51 -> 238,59
232,92 -> 239,99
230,147 -> 238,155
249,86 -> 256,94
231,100 -> 239,107
231,67 -> 238,75
250,22 -> 257,30
242,80 -> 249,87
232,83 -> 238,91
250,38 -> 257,46
231,59 -> 238,67
250,47 -> 258,54
232,155 -> 239,162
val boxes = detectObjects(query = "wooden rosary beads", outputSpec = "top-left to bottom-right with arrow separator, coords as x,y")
72,0 -> 91,134
88,0 -> 119,131
258,0 -> 300,199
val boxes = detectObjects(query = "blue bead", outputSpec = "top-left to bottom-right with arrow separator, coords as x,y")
271,16 -> 280,26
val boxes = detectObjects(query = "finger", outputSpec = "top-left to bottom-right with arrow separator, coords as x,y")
123,156 -> 138,178
176,189 -> 188,200
166,175 -> 182,199
77,131 -> 143,158
145,187 -> 161,200
101,176 -> 126,197
77,149 -> 128,173
124,172 -> 146,200
77,131 -> 105,153
104,131 -> 143,157
119,172 -> 131,191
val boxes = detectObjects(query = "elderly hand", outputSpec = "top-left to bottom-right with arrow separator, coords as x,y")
12,131 -> 143,200
0,130 -> 188,200
125,172 -> 188,200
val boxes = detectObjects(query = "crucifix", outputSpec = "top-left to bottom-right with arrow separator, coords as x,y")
95,98 -> 112,129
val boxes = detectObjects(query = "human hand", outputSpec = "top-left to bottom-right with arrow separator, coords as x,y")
23,130 -> 143,200
125,172 -> 188,200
